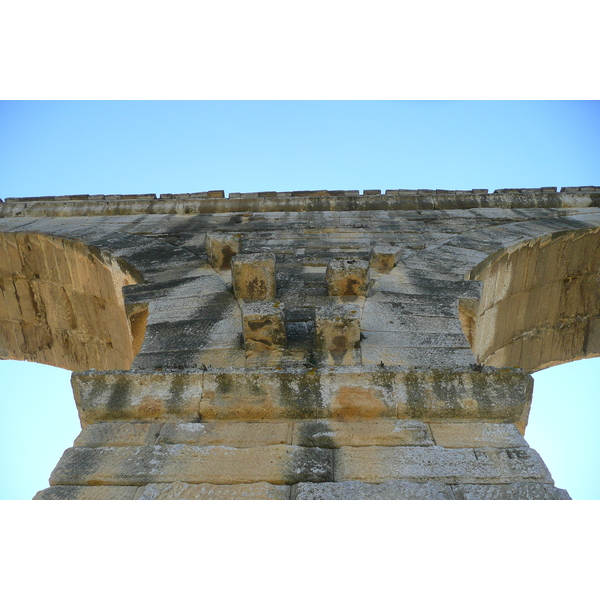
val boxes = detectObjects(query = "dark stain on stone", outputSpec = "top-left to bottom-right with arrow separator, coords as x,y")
166,373 -> 188,414
106,377 -> 133,418
279,371 -> 324,419
283,447 -> 334,485
296,420 -> 338,448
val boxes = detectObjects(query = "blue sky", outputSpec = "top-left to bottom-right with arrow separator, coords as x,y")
1,100 -> 599,499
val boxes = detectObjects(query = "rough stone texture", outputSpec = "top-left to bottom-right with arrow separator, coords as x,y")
205,232 -> 240,270
428,422 -> 528,448
293,480 -> 453,500
74,422 -> 163,447
231,253 -> 276,300
1,188 -> 596,499
451,483 -> 571,500
292,419 -> 434,448
334,446 -> 553,484
49,444 -> 334,486
326,259 -> 370,296
135,481 -> 290,500
242,300 -> 287,352
157,421 -> 293,447
33,485 -> 139,500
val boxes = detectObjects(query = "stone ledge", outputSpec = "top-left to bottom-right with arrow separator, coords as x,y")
71,366 -> 532,425
33,485 -> 139,500
293,480 -> 453,500
1,188 -> 596,218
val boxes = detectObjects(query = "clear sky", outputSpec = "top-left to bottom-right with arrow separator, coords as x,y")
1,100 -> 599,500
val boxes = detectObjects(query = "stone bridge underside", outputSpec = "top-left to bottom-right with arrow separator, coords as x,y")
1,187 -> 599,500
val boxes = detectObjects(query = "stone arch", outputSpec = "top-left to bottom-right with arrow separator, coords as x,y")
461,226 -> 600,372
0,231 -> 147,371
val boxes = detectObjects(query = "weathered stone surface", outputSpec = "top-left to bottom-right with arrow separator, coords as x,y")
232,253 -> 276,300
451,483 -> 571,500
292,419 -> 434,448
49,444 -> 334,486
326,259 -> 370,296
33,485 -> 139,500
242,300 -> 287,352
429,422 -> 528,448
315,304 -> 361,354
369,245 -> 397,274
334,446 -> 553,484
205,232 -> 240,269
293,480 -> 453,500
157,421 -> 293,446
135,481 -> 290,500
72,371 -> 203,425
74,422 -> 163,447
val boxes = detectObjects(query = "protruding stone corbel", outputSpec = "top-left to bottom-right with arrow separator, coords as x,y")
326,259 -> 370,296
205,232 -> 241,270
315,304 -> 361,352
231,253 -> 276,300
369,245 -> 396,274
242,301 -> 287,352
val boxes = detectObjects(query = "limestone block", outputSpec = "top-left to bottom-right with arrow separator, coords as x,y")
326,259 -> 370,296
319,370 -> 399,420
74,422 -> 163,447
369,245 -> 396,274
33,485 -> 139,500
334,446 -> 553,484
231,253 -> 276,300
201,369 -> 325,420
242,301 -> 287,352
72,371 -> 203,425
292,419 -> 434,448
157,421 -> 293,446
135,482 -> 290,500
49,444 -> 334,486
429,422 -> 528,448
293,480 -> 453,500
205,232 -> 240,269
315,304 -> 361,353
451,483 -> 571,500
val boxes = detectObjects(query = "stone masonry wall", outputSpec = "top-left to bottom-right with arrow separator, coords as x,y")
2,187 -> 599,499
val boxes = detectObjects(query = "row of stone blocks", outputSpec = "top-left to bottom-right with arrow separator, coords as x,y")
35,420 -> 569,500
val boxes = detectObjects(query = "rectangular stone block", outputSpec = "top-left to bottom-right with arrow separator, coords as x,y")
201,369 -> 325,420
319,370 -> 399,420
49,444 -> 334,486
293,480 -> 453,500
74,422 -> 163,447
315,304 -> 361,353
292,419 -> 434,448
157,421 -> 293,446
326,258 -> 370,296
205,232 -> 240,270
369,245 -> 396,274
429,422 -> 528,448
135,481 -> 290,500
33,485 -> 139,500
451,483 -> 570,500
232,253 -> 276,300
242,300 -> 287,352
72,371 -> 203,426
334,446 -> 553,484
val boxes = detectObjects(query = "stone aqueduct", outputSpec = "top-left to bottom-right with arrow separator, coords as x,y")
1,187 -> 599,500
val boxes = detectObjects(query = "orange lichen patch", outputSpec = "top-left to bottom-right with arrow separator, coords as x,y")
330,385 -> 389,420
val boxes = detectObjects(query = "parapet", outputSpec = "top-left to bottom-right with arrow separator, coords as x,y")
1,187 -> 599,217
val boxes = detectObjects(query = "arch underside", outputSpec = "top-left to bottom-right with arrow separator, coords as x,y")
0,231 -> 146,372
465,227 -> 600,373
